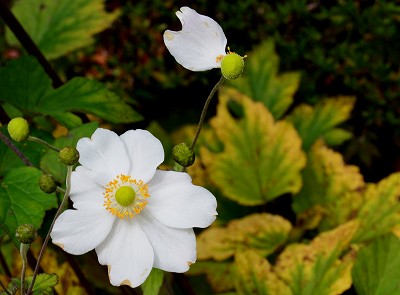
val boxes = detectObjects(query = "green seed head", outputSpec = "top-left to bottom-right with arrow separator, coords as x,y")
115,186 -> 136,206
7,117 -> 30,142
221,53 -> 245,80
59,146 -> 80,166
16,224 -> 37,244
39,174 -> 58,194
172,143 -> 195,167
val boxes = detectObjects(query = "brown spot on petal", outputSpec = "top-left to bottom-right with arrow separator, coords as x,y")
53,242 -> 64,250
164,32 -> 174,41
187,261 -> 193,267
121,280 -> 133,287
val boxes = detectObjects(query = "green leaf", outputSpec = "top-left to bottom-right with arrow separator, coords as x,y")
0,55 -> 52,114
6,0 -> 119,60
322,128 -> 353,146
227,40 -> 300,119
234,250 -> 291,295
292,140 -> 364,216
40,122 -> 98,183
352,234 -> 400,295
201,87 -> 306,205
353,172 -> 400,243
0,167 -> 58,244
12,273 -> 58,294
141,268 -> 164,295
188,261 -> 235,294
287,96 -> 355,150
0,56 -> 142,126
275,221 -> 358,295
37,77 -> 143,125
197,213 -> 292,261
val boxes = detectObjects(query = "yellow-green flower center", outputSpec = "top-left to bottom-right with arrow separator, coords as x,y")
221,52 -> 245,80
103,174 -> 150,219
115,186 -> 136,206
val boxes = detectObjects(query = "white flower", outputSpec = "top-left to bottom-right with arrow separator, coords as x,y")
51,128 -> 217,288
163,6 -> 227,71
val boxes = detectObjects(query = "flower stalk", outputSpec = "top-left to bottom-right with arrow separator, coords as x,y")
28,136 -> 60,152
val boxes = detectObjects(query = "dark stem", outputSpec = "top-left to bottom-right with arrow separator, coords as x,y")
0,281 -> 11,295
0,0 -> 63,88
190,77 -> 224,150
27,165 -> 73,294
0,132 -> 33,167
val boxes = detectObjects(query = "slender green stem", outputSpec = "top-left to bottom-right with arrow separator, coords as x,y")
20,243 -> 29,295
28,136 -> 60,152
27,165 -> 73,294
190,77 -> 224,150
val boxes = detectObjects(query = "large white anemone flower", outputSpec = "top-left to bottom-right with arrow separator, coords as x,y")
163,6 -> 227,71
51,128 -> 217,288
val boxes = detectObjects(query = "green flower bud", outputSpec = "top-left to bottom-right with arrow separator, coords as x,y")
221,52 -> 245,80
59,146 -> 80,166
172,143 -> 195,167
7,117 -> 30,142
16,224 -> 37,244
39,174 -> 58,194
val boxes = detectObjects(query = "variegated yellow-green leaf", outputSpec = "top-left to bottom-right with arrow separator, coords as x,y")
292,140 -> 364,224
6,0 -> 119,60
287,96 -> 355,150
197,213 -> 292,261
227,40 -> 300,119
234,250 -> 292,295
188,261 -> 235,293
201,87 -> 306,205
275,221 -> 358,295
352,234 -> 400,295
352,172 -> 400,243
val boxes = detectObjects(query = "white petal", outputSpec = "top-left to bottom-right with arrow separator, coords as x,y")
164,6 -> 227,71
76,128 -> 130,185
69,166 -> 104,210
51,208 -> 115,255
120,129 -> 164,183
95,219 -> 154,287
146,170 -> 217,228
138,211 -> 196,272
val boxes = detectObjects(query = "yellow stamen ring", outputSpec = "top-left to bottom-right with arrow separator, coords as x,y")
103,174 -> 150,219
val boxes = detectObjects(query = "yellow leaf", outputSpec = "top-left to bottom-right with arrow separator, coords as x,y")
201,87 -> 306,205
234,250 -> 292,295
275,221 -> 358,295
198,213 -> 292,261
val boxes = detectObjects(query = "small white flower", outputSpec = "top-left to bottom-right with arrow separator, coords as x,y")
163,6 -> 227,71
51,128 -> 217,288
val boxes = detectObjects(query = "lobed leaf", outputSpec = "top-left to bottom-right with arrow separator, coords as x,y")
202,87 -> 306,205
287,96 -> 355,150
197,213 -> 292,261
227,40 -> 300,119
7,0 -> 119,60
234,250 -> 292,295
275,221 -> 358,295
0,167 -> 57,244
352,234 -> 400,295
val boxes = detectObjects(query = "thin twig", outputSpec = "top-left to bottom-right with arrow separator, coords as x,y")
0,132 -> 33,167
0,281 -> 11,295
28,136 -> 60,152
0,0 -> 63,88
190,77 -> 224,150
27,165 -> 73,294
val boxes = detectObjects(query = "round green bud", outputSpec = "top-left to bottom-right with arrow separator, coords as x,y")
172,143 -> 195,167
7,117 -> 30,142
221,53 -> 245,80
59,146 -> 80,166
16,224 -> 37,244
39,174 -> 58,194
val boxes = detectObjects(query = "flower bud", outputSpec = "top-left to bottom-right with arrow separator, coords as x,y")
16,224 -> 37,244
172,143 -> 195,167
7,117 -> 30,142
59,146 -> 80,166
39,174 -> 58,194
221,52 -> 245,80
